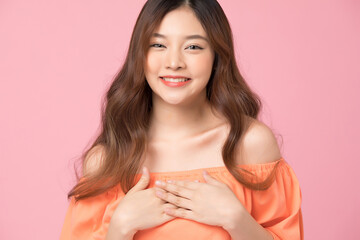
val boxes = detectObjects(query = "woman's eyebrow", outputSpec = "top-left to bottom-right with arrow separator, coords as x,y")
151,32 -> 209,42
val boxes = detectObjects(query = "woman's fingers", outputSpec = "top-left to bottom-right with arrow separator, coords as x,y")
155,180 -> 201,190
164,206 -> 196,221
167,179 -> 201,190
155,187 -> 193,210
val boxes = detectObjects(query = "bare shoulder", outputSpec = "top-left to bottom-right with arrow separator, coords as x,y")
82,144 -> 106,176
236,117 -> 282,165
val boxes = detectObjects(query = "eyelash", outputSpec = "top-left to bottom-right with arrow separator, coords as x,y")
150,43 -> 203,50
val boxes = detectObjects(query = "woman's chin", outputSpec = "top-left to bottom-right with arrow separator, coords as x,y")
163,99 -> 188,106
159,96 -> 193,107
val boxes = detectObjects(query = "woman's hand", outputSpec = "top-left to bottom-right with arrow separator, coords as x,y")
154,170 -> 245,230
106,167 -> 177,239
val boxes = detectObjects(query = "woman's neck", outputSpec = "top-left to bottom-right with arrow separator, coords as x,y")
148,95 -> 225,142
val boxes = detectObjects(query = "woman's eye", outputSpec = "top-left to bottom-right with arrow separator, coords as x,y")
149,44 -> 203,50
187,45 -> 203,50
150,43 -> 165,48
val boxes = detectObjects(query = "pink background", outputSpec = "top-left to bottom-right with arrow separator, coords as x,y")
0,0 -> 359,239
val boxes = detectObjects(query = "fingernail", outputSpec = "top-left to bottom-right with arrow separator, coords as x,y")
156,190 -> 163,197
165,208 -> 172,214
155,180 -> 166,186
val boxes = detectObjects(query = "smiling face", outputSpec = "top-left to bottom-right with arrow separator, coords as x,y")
144,6 -> 215,107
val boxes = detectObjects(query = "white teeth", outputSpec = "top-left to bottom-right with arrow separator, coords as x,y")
162,77 -> 189,82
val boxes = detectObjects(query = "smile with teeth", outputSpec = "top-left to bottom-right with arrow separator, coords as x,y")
161,77 -> 190,82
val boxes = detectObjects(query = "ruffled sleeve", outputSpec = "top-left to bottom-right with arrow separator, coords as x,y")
60,183 -> 125,240
248,160 -> 304,240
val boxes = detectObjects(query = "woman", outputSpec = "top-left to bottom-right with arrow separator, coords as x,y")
60,0 -> 303,239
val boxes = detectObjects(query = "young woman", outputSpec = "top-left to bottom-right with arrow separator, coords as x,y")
60,0 -> 303,239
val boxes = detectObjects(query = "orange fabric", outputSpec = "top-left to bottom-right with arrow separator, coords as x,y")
60,158 -> 303,240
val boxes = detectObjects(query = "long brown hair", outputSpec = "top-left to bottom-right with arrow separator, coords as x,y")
68,0 -> 281,202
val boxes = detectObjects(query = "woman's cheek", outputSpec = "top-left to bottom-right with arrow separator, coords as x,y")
191,55 -> 214,78
147,54 -> 162,74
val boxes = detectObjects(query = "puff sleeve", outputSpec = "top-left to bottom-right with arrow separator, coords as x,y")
60,185 -> 124,240
250,161 -> 304,240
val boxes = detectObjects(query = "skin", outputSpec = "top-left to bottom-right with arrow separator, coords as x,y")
106,5 -> 280,240
143,5 -> 228,172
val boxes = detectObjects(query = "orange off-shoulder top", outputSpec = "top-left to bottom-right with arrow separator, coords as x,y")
60,158 -> 303,239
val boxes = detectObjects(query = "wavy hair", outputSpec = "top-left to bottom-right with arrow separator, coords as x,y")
68,0 -> 281,202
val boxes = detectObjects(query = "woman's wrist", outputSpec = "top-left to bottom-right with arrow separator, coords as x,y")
107,216 -> 137,240
222,202 -> 246,231
222,203 -> 273,240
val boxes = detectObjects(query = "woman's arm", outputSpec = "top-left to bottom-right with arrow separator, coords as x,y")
223,205 -> 273,240
106,218 -> 137,240
224,119 -> 280,240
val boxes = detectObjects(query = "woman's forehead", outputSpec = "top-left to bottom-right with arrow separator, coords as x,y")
150,32 -> 209,43
152,6 -> 208,39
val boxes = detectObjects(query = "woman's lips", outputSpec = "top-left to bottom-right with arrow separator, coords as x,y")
160,77 -> 192,87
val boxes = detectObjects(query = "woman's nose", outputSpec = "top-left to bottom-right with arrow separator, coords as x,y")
165,49 -> 185,70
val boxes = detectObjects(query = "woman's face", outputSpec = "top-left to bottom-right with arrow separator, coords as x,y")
144,6 -> 215,106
